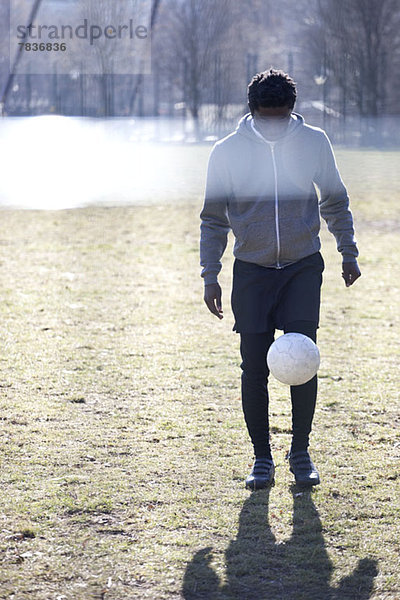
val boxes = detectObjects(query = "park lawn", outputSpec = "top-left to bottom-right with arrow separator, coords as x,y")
0,147 -> 399,599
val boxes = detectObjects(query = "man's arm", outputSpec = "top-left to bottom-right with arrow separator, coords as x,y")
200,144 -> 231,317
314,132 -> 361,287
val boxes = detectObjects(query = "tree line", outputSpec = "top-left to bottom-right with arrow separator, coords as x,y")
1,0 -> 399,145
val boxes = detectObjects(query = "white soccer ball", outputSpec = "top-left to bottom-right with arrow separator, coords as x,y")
266,332 -> 320,386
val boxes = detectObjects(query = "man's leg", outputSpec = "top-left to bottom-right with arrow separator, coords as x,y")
240,330 -> 275,458
284,320 -> 320,486
278,255 -> 323,486
284,320 -> 318,453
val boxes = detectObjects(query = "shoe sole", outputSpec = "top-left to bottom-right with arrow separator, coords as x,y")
294,479 -> 320,487
245,477 -> 275,491
289,467 -> 320,486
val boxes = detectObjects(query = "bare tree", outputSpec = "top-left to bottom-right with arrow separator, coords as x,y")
312,0 -> 400,143
157,0 -> 232,139
1,0 -> 43,115
81,0 -> 124,116
128,0 -> 162,114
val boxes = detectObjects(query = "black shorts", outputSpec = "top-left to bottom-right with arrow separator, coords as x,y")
231,252 -> 324,334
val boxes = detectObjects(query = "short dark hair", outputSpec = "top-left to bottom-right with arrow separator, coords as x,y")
248,68 -> 297,114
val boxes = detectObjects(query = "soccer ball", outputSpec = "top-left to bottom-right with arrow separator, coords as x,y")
266,333 -> 320,386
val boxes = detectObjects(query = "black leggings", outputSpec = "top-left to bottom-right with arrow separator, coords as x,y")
240,320 -> 318,458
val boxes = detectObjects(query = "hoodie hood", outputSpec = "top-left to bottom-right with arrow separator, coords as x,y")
236,111 -> 305,143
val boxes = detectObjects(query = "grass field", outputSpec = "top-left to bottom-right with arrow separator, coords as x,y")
0,147 -> 399,599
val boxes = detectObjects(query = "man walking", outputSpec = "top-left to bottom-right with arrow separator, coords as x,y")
199,69 -> 361,490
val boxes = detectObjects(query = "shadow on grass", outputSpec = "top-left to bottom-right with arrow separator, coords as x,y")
182,485 -> 378,600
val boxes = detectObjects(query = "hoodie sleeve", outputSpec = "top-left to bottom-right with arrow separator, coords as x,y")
314,132 -> 359,263
199,144 -> 231,285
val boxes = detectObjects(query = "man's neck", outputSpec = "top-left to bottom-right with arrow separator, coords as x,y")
251,116 -> 291,142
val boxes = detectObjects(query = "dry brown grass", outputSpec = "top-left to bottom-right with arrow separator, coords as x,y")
0,147 -> 399,599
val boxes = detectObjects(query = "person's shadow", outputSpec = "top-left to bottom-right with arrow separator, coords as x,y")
182,485 -> 378,600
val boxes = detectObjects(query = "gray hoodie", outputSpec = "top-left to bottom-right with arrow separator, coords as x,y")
200,112 -> 358,285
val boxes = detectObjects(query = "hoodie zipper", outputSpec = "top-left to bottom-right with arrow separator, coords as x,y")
250,120 -> 283,268
268,142 -> 282,268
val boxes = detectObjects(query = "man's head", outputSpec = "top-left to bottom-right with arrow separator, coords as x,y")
248,68 -> 297,115
248,68 -> 297,139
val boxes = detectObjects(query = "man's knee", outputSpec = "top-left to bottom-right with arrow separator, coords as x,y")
239,331 -> 274,377
284,320 -> 317,343
240,359 -> 269,379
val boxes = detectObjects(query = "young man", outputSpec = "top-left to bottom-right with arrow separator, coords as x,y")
199,68 -> 361,490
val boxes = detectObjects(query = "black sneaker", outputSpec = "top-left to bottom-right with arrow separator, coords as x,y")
245,457 -> 275,490
287,450 -> 320,487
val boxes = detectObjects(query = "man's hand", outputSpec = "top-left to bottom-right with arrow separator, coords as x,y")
342,260 -> 361,287
204,283 -> 223,319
